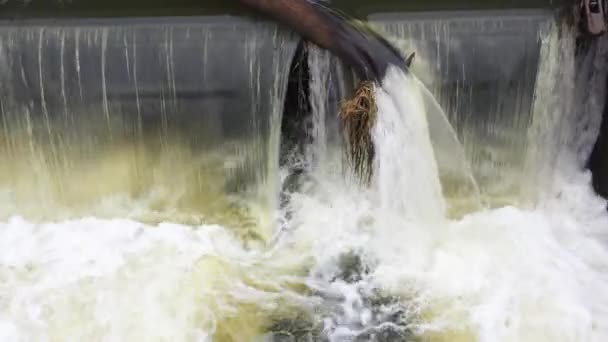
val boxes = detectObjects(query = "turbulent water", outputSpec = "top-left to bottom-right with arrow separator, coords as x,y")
2,11 -> 608,342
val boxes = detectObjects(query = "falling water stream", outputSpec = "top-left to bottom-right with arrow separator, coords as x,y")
1,11 -> 608,342
0,17 -> 296,238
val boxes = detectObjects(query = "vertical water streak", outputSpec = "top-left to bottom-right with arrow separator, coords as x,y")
124,35 -> 131,82
308,47 -> 331,168
37,28 -> 51,137
132,32 -> 142,136
168,27 -> 177,106
0,34 -> 9,155
524,23 -> 608,202
521,21 -> 576,203
36,27 -> 64,198
60,30 -> 69,121
306,46 -> 353,179
100,28 -> 111,136
0,101 -> 9,157
75,29 -> 84,102
266,29 -> 296,226
373,70 -> 446,222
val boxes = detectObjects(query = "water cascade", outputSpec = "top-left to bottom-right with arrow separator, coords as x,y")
1,9 -> 608,342
372,11 -> 553,208
0,18 -> 295,237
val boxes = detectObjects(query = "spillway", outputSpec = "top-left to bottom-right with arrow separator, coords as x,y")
0,18 -> 295,236
1,5 -> 608,342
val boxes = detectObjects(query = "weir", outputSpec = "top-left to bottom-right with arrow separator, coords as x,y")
0,18 -> 295,235
2,1 -> 608,342
300,10 -> 580,214
0,2 -> 587,224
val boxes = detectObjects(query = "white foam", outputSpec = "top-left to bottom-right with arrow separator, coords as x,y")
0,217 -> 262,341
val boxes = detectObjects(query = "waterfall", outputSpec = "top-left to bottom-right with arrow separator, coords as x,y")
306,46 -> 351,177
371,10 -> 552,208
0,17 -> 296,237
369,11 -> 608,208
372,70 -> 446,222
525,24 -> 608,203
286,11 -> 608,342
1,9 -> 608,342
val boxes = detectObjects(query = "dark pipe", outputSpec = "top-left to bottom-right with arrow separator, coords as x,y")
237,0 -> 408,82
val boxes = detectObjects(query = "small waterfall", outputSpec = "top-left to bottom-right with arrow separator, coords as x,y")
0,18 -> 295,236
373,70 -> 447,222
370,11 -> 608,210
525,24 -> 608,203
372,10 -> 552,208
308,47 -> 331,168
295,21 -> 608,340
521,20 -> 578,203
307,47 -> 447,222
2,8 -> 608,342
306,46 -> 351,176
306,58 -> 478,219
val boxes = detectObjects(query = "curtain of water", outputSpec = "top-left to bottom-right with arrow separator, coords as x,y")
0,18 -> 295,238
306,46 -> 352,177
524,24 -> 608,203
372,71 -> 447,223
521,21 -> 577,203
371,11 -> 551,208
307,47 -> 331,168
307,45 -> 479,217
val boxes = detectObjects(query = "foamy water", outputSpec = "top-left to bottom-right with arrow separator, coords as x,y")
285,69 -> 608,341
1,67 -> 608,342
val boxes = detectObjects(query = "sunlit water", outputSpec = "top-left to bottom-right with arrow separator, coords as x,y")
1,14 -> 608,342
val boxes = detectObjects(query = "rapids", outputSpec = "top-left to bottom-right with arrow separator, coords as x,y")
1,11 -> 608,342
